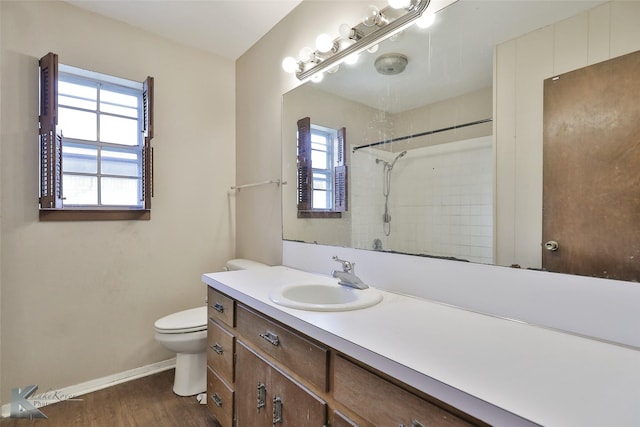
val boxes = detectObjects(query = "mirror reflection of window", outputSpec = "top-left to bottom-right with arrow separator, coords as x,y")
297,117 -> 347,218
311,126 -> 335,209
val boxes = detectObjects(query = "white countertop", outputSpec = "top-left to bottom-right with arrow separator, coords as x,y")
202,266 -> 640,427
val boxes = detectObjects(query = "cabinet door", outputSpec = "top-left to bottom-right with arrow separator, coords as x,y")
269,361 -> 327,426
207,319 -> 235,383
236,341 -> 327,427
207,366 -> 234,427
334,355 -> 475,427
235,342 -> 271,426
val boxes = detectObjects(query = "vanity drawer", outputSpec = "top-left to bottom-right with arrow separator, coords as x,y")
207,319 -> 235,383
236,304 -> 329,392
334,355 -> 476,427
207,366 -> 234,427
333,409 -> 373,427
207,287 -> 235,327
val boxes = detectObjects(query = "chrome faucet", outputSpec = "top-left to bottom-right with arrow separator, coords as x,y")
332,256 -> 368,290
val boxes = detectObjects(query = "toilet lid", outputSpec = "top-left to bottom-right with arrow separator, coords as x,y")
154,306 -> 207,333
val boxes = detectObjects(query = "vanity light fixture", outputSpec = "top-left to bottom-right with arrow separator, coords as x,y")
388,0 -> 413,9
282,0 -> 434,82
415,12 -> 436,28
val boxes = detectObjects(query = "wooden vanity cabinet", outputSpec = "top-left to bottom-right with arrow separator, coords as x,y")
332,409 -> 370,427
207,366 -> 234,427
205,286 -> 486,427
235,304 -> 328,392
235,341 -> 327,426
207,287 -> 235,328
333,354 -> 475,427
206,287 -> 236,423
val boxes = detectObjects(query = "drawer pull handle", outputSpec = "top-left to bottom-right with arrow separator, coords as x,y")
257,383 -> 266,412
211,393 -> 223,407
260,331 -> 280,346
400,421 -> 426,427
211,343 -> 223,355
213,303 -> 224,313
272,396 -> 283,425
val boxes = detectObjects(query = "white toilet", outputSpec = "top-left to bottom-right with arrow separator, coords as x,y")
154,258 -> 268,396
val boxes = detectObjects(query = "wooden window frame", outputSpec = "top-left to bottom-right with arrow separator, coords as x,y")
38,52 -> 154,221
296,117 -> 348,218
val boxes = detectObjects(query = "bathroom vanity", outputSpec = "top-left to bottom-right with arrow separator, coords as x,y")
202,266 -> 640,426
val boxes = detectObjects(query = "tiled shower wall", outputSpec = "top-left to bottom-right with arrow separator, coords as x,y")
351,136 -> 493,264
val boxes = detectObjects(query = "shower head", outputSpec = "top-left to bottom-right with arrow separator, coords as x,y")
389,150 -> 407,169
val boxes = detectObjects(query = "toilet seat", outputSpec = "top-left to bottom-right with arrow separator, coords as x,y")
155,306 -> 207,334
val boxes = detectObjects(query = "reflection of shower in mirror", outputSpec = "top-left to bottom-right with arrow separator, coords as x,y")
376,150 -> 407,236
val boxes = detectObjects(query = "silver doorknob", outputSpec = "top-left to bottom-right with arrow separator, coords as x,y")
544,241 -> 559,251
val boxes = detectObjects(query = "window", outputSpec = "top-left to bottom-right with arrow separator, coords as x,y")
296,117 -> 347,218
310,126 -> 334,209
38,52 -> 154,221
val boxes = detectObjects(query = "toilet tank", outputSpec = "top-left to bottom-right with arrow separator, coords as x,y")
225,258 -> 269,271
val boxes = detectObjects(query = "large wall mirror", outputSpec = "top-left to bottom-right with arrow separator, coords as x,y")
282,0 -> 640,281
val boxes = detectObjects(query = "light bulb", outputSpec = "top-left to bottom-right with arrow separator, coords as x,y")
338,24 -> 354,39
281,56 -> 298,73
363,6 -> 381,27
316,33 -> 335,53
415,13 -> 436,29
388,0 -> 410,9
367,44 -> 380,54
298,47 -> 314,62
345,53 -> 360,65
310,73 -> 324,83
327,64 -> 340,74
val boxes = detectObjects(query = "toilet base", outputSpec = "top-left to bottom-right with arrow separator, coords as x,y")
173,352 -> 206,396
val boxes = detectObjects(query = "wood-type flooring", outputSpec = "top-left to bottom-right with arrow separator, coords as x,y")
0,369 -> 218,427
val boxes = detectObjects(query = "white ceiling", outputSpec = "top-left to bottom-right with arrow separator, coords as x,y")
64,0 -> 302,60
65,0 -> 606,113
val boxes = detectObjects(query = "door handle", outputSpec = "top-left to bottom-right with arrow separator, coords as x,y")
545,240 -> 559,251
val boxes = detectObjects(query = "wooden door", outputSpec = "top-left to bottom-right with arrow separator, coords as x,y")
236,341 -> 327,427
269,363 -> 327,426
543,50 -> 640,281
235,342 -> 271,426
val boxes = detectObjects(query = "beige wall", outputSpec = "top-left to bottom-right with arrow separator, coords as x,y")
236,1 -> 379,265
282,84 -> 385,247
393,87 -> 493,149
495,1 -> 640,268
0,1 -> 235,401
0,0 -> 3,397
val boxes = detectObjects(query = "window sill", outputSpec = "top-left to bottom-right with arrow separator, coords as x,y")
39,209 -> 150,221
297,211 -> 342,219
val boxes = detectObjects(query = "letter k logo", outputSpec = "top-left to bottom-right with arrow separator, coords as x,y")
10,385 -> 47,419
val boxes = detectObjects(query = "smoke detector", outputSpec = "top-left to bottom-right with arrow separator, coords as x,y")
374,53 -> 408,75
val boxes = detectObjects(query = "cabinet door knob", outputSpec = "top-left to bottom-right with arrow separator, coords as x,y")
256,383 -> 266,412
211,393 -> 223,407
272,396 -> 283,424
211,343 -> 223,355
260,331 -> 280,346
400,421 -> 425,427
213,303 -> 225,313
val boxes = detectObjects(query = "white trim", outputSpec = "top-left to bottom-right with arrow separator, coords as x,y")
1,358 -> 175,418
59,63 -> 143,91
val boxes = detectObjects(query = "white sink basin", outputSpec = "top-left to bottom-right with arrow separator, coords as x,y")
269,282 -> 382,311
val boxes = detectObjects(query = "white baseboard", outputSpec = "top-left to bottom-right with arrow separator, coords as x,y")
1,358 -> 176,418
